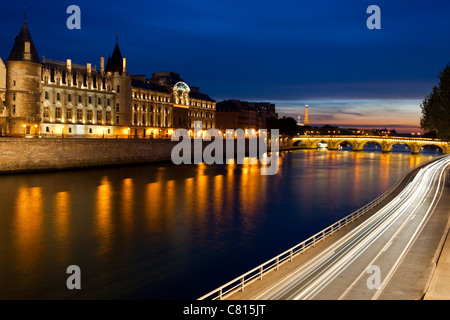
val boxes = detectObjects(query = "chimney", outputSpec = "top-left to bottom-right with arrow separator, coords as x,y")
100,57 -> 104,75
67,59 -> 72,73
87,63 -> 91,75
122,57 -> 127,73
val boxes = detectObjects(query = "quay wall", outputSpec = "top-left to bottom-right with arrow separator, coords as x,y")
0,138 -> 180,173
0,137 -> 290,174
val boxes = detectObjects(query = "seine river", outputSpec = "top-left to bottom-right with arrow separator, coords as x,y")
0,145 -> 442,299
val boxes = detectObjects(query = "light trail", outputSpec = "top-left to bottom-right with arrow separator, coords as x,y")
254,155 -> 450,300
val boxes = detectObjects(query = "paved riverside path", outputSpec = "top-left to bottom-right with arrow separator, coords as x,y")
224,155 -> 450,300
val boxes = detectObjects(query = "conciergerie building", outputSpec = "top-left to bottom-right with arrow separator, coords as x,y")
0,18 -> 216,138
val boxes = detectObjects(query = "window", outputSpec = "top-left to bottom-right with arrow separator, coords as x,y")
116,103 -> 119,112
68,94 -> 72,102
68,128 -> 72,133
43,106 -> 50,118
117,85 -> 120,93
12,93 -> 15,101
107,98 -> 110,106
97,110 -> 103,123
24,41 -> 31,60
44,92 -> 49,99
46,126 -> 50,133
12,105 -> 16,115
88,96 -> 92,104
87,109 -> 93,122
106,111 -> 111,123
55,107 -> 62,119
13,80 -> 16,86
66,108 -> 73,121
116,115 -> 119,124
98,97 -> 101,105
77,109 -> 83,122
78,95 -> 82,103
89,128 -> 92,134
56,93 -> 60,101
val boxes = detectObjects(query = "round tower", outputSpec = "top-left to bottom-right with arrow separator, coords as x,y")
6,18 -> 41,136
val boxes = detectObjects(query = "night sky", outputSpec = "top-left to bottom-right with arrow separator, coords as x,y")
1,0 -> 450,132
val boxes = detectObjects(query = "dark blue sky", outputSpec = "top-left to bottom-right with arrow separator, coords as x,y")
1,0 -> 449,131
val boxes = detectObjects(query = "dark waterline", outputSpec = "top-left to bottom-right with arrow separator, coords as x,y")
0,146 -> 442,299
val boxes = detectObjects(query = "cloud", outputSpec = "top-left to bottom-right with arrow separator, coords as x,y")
272,98 -> 422,132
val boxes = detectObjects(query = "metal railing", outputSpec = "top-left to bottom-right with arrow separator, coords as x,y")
198,156 -> 444,300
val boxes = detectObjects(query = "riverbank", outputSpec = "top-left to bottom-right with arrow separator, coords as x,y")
221,155 -> 450,300
0,137 -> 301,174
0,138 -> 179,174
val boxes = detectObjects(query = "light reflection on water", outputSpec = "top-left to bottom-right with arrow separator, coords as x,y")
0,147 -> 442,299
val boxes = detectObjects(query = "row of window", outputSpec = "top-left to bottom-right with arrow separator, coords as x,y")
43,106 -> 114,124
188,110 -> 214,118
44,91 -> 113,106
132,92 -> 169,102
43,126 -> 111,135
132,92 -> 214,109
132,104 -> 170,113
132,114 -> 168,127
42,75 -> 116,93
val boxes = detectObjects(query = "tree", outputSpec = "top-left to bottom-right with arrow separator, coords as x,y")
277,117 -> 299,136
420,64 -> 450,141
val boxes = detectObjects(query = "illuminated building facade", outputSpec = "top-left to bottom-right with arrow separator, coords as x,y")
215,100 -> 277,131
0,19 -> 215,138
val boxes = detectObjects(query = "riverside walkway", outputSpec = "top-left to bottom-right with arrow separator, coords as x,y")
199,155 -> 450,300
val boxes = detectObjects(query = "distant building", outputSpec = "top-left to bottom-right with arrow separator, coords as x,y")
304,105 -> 309,126
215,100 -> 277,131
0,18 -> 215,138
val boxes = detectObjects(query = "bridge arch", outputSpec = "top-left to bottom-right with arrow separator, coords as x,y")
418,143 -> 444,154
386,142 -> 412,153
361,141 -> 382,152
292,140 -> 307,147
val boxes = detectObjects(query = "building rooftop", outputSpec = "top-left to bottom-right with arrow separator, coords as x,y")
7,19 -> 41,64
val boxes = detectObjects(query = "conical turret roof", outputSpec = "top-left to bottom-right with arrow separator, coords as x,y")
105,36 -> 123,73
7,19 -> 41,64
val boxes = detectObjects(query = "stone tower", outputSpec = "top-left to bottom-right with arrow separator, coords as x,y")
6,17 -> 42,136
105,36 -> 131,127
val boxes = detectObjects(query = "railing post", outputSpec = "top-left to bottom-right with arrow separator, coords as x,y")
290,249 -> 293,261
259,266 -> 263,280
219,288 -> 223,300
313,235 -> 316,247
276,257 -> 279,270
240,277 -> 245,292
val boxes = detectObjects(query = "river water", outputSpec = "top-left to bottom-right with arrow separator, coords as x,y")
0,145 -> 442,299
